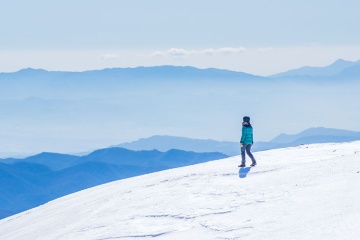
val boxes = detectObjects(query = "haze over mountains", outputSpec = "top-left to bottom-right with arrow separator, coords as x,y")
1,58 -> 360,84
1,58 -> 360,229
2,1 -> 359,238
116,127 -> 360,155
1,59 -> 360,156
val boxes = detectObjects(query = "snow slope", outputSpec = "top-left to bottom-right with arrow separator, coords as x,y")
0,142 -> 359,240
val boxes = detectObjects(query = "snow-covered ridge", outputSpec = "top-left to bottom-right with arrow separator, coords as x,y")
1,141 -> 359,240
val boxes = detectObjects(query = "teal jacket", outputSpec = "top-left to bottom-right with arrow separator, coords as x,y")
240,125 -> 254,145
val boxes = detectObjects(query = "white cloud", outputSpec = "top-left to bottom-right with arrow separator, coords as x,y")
217,47 -> 246,54
167,48 -> 192,57
151,47 -> 246,58
201,48 -> 216,55
99,53 -> 119,60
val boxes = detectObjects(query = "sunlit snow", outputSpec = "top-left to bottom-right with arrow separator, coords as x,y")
0,141 -> 359,240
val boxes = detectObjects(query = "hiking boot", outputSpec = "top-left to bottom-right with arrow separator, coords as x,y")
250,162 -> 257,167
238,163 -> 246,167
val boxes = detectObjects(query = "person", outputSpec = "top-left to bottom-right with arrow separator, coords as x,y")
239,116 -> 257,167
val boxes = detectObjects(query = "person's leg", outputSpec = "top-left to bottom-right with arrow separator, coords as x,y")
241,145 -> 246,165
245,144 -> 256,164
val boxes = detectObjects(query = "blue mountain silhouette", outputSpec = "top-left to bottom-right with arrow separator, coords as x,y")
113,128 -> 360,154
270,59 -> 360,78
0,148 -> 227,219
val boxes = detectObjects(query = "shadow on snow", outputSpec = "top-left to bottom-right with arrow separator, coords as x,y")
239,167 -> 252,178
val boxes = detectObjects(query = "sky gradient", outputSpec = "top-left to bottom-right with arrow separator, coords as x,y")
1,1 -> 360,155
1,0 -> 360,75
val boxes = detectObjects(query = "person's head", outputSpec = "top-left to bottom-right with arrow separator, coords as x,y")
243,116 -> 250,123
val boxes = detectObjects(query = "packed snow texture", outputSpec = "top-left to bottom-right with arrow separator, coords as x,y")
0,141 -> 359,240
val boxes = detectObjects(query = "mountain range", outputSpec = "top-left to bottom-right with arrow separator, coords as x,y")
1,59 -> 360,155
115,127 -> 360,155
1,141 -> 359,239
1,59 -> 360,99
114,135 -> 240,156
0,148 -> 226,219
0,65 -> 266,99
1,126 -> 358,219
1,58 -> 360,81
0,65 -> 261,81
1,58 -> 360,221
269,58 -> 360,79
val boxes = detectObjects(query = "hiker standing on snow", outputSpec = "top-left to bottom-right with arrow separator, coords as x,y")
239,116 -> 257,167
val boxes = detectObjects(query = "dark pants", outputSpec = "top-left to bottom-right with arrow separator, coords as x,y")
241,144 -> 256,164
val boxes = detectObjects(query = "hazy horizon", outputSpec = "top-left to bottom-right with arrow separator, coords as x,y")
1,1 -> 360,156
0,57 -> 359,76
1,1 -> 360,76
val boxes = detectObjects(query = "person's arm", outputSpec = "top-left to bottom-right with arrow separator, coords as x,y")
251,128 -> 254,144
240,127 -> 245,144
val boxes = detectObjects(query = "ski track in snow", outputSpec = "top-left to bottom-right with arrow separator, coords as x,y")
0,141 -> 360,240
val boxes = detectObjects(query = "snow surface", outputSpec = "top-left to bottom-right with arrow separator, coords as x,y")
0,141 -> 360,240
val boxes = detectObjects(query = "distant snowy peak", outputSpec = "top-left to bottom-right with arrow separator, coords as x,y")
270,58 -> 360,78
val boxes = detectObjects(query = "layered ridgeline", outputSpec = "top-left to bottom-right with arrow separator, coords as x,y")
114,127 -> 360,155
1,61 -> 360,156
269,58 -> 360,79
0,148 -> 227,219
0,141 -> 359,239
2,127 -> 360,219
1,61 -> 359,99
0,66 -> 265,99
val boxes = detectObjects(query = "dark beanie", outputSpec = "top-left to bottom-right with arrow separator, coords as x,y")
243,116 -> 250,122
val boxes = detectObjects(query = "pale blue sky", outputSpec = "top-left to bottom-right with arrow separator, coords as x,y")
0,0 -> 360,75
1,0 -> 360,75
